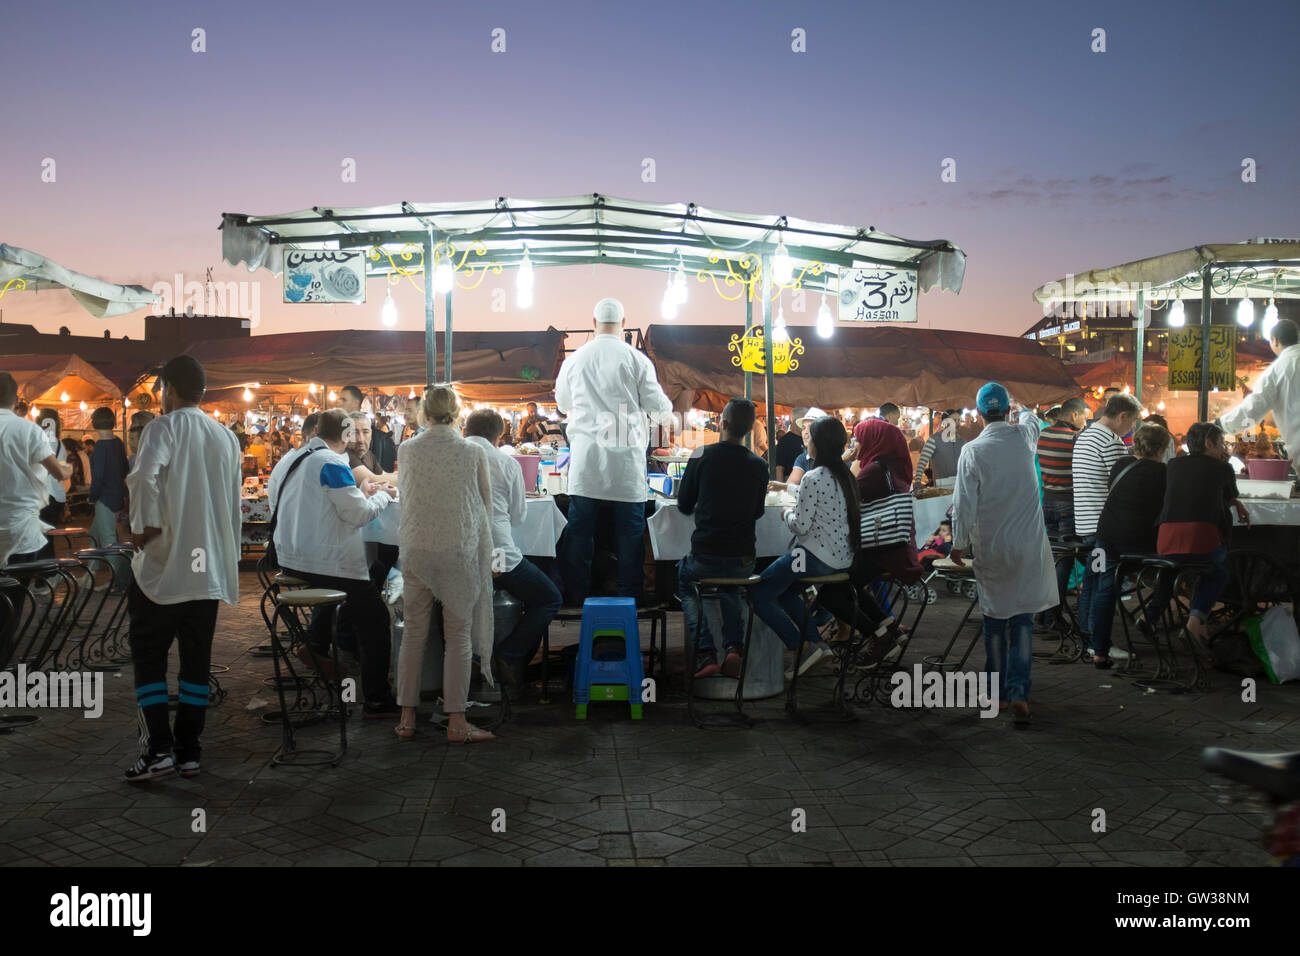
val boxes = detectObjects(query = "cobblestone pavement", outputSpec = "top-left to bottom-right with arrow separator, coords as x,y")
2,571 -> 1297,866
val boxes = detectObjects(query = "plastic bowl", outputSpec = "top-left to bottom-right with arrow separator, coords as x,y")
1246,458 -> 1292,481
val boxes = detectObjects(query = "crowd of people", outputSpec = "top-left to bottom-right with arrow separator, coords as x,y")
3,304 -> 1297,778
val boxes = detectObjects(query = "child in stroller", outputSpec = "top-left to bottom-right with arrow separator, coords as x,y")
918,519 -> 953,566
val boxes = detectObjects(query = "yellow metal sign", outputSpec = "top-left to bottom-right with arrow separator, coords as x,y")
1167,326 -> 1236,391
730,326 -> 803,374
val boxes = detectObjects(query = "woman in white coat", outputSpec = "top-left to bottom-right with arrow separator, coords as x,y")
948,384 -> 1057,723
395,386 -> 497,743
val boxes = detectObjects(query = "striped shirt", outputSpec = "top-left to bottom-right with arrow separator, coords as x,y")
1072,421 -> 1130,536
915,433 -> 964,484
1036,423 -> 1079,499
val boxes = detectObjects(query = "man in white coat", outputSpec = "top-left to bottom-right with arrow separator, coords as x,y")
555,297 -> 675,605
1218,318 -> 1300,469
949,382 -> 1057,724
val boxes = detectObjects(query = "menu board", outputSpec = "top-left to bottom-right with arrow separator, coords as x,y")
1167,326 -> 1236,390
283,250 -> 367,303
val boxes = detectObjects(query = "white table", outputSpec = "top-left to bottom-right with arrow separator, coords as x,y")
1235,497 -> 1300,526
361,495 -> 568,557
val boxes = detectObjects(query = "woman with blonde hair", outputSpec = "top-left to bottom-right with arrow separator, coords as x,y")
395,385 -> 497,743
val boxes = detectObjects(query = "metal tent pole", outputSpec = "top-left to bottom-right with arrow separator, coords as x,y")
744,289 -> 753,450
1134,289 -> 1145,404
761,254 -> 775,476
444,287 -> 453,383
424,230 -> 436,385
1198,265 -> 1212,421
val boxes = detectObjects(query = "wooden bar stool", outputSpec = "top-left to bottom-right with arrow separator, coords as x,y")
786,572 -> 858,721
685,574 -> 761,728
269,588 -> 349,767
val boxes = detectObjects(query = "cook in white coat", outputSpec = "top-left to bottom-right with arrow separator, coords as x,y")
123,356 -> 243,780
555,297 -> 675,603
949,383 -> 1057,721
1218,318 -> 1300,471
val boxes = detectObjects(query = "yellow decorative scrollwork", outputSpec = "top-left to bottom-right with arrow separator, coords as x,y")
369,244 -> 426,292
0,277 -> 28,300
700,250 -> 824,302
730,325 -> 802,374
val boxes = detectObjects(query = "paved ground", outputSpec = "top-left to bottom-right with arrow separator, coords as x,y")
2,570 -> 1297,867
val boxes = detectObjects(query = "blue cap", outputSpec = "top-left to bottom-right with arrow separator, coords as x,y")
976,382 -> 1009,414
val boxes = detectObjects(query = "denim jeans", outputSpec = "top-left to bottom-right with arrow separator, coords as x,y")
89,501 -> 128,585
983,612 -> 1033,703
677,554 -> 754,657
1148,545 -> 1230,623
495,557 -> 562,664
1075,534 -> 1098,640
1042,497 -> 1074,621
1089,538 -> 1121,659
749,548 -> 842,651
560,496 -> 646,603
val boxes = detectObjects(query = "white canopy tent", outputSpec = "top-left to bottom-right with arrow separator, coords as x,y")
1031,241 -> 1300,418
0,243 -> 158,318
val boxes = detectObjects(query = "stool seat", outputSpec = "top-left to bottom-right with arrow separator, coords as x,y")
1118,552 -> 1159,564
699,575 -> 762,587
76,547 -> 133,558
53,558 -> 83,568
2,560 -> 61,575
275,588 -> 347,607
1141,557 -> 1179,569
48,527 -> 88,536
274,573 -> 309,587
555,606 -> 585,620
801,573 -> 850,584
0,575 -> 18,589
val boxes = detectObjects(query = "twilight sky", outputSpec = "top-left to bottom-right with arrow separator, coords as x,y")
2,0 -> 1297,342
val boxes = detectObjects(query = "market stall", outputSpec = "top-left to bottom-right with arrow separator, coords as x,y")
0,353 -> 123,430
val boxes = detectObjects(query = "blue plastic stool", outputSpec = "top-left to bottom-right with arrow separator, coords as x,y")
573,597 -> 644,719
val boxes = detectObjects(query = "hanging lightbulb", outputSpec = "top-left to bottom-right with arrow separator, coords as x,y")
381,288 -> 398,327
308,383 -> 318,395
516,248 -> 534,309
1157,401 -> 1166,411
434,257 -> 454,294
29,406 -> 39,418
123,397 -> 130,408
1236,296 -> 1255,328
58,391 -> 70,403
243,388 -> 254,403
772,239 -> 793,284
1263,299 -> 1279,338
408,388 -> 416,400
1168,296 -> 1185,328
328,390 -> 338,403
773,304 -> 790,343
79,400 -> 87,412
213,409 -> 221,419
816,294 -> 834,339
660,290 -> 678,321
671,263 -> 688,306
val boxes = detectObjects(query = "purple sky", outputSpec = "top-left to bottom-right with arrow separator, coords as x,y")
2,0 -> 1297,342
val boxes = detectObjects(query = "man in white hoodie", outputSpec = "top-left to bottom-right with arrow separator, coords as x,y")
555,297 -> 675,604
273,408 -> 398,718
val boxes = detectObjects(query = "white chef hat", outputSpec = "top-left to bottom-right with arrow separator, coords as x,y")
594,297 -> 625,324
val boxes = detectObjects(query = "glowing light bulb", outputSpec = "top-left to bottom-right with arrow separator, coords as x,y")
79,401 -> 87,412
29,406 -> 39,418
328,390 -> 338,402
408,388 -> 416,400
1236,297 -> 1255,328
816,294 -> 834,339
59,391 -> 70,403
1263,300 -> 1279,337
773,305 -> 790,343
1157,401 -> 1166,411
308,383 -> 318,395
671,265 -> 688,305
434,260 -> 453,294
243,388 -> 254,403
381,288 -> 398,327
516,248 -> 534,309
123,397 -> 130,408
1168,299 -> 1185,328
660,291 -> 678,320
772,240 -> 793,284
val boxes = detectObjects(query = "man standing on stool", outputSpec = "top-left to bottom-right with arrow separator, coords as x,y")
949,383 -> 1057,724
124,356 -> 242,780
555,297 -> 675,605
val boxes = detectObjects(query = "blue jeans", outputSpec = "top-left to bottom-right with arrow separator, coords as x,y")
1075,534 -> 1098,639
559,496 -> 647,603
983,612 -> 1033,703
1090,538 -> 1121,659
750,548 -> 842,651
90,500 -> 128,585
1042,497 -> 1074,620
1149,545 -> 1230,623
677,554 -> 754,657
495,557 -> 562,664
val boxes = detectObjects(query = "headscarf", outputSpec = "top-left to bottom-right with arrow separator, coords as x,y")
853,418 -> 913,491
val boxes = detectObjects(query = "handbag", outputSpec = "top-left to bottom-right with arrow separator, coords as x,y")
858,459 -> 913,548
264,447 -> 321,569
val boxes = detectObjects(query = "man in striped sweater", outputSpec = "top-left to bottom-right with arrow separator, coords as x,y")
1036,397 -> 1089,625
1072,392 -> 1141,656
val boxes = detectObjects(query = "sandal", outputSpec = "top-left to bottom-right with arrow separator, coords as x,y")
447,723 -> 496,745
395,722 -> 417,740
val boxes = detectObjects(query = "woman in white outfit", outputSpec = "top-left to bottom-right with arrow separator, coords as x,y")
395,385 -> 497,743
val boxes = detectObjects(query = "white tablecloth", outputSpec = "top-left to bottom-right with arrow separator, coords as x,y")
647,495 -> 953,562
361,495 -> 568,557
1236,497 -> 1300,527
